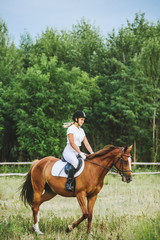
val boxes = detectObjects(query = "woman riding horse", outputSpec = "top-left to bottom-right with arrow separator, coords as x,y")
63,110 -> 94,192
20,144 -> 133,235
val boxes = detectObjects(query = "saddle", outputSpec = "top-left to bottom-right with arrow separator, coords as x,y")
51,155 -> 85,178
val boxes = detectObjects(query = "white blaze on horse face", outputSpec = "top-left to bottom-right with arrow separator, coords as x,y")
128,157 -> 132,170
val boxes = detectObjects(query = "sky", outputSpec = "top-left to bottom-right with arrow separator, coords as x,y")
1,0 -> 160,46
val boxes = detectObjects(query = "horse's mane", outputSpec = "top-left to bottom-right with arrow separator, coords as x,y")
87,145 -> 117,160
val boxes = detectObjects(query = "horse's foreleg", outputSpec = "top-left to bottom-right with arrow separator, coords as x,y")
87,195 -> 97,234
67,191 -> 88,232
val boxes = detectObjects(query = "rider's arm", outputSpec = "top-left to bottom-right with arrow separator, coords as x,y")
83,136 -> 94,154
68,133 -> 81,154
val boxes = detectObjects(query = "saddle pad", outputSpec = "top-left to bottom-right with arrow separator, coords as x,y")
51,159 -> 85,178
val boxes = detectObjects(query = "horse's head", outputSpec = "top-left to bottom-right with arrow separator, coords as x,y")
114,145 -> 133,183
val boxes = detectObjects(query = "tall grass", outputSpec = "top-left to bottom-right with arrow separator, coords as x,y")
0,175 -> 160,239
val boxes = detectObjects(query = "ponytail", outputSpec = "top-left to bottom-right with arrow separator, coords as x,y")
63,121 -> 74,128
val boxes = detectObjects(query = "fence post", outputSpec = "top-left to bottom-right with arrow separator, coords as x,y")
134,140 -> 136,167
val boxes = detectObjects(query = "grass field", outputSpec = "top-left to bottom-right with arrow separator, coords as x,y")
0,174 -> 160,240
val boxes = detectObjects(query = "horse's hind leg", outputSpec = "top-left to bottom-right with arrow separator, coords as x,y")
32,191 -> 44,235
32,183 -> 57,234
31,172 -> 46,235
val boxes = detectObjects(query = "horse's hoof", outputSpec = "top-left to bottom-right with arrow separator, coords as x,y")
66,225 -> 73,233
89,231 -> 94,237
37,230 -> 44,235
32,224 -> 44,235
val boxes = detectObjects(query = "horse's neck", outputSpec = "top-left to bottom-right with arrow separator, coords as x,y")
96,154 -> 114,169
89,154 -> 114,182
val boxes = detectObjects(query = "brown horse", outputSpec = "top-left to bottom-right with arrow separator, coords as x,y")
20,145 -> 132,235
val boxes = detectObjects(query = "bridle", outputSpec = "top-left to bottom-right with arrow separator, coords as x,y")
113,153 -> 132,177
85,150 -> 132,177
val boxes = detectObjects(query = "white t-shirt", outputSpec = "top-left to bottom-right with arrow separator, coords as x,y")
67,124 -> 85,147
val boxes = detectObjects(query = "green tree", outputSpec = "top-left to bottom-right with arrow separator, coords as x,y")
6,53 -> 99,160
1,13 -> 160,163
137,36 -> 160,161
69,18 -> 106,75
19,31 -> 33,69
0,18 -> 22,161
31,27 -> 72,67
96,12 -> 159,161
96,58 -> 153,158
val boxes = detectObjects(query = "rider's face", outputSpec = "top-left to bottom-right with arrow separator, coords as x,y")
76,118 -> 85,126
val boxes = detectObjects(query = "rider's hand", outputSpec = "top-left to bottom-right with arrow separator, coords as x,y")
80,152 -> 86,160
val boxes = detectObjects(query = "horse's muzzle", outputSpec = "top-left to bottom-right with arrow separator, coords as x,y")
122,174 -> 132,183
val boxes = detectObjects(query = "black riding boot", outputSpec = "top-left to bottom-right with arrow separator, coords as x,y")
65,165 -> 76,192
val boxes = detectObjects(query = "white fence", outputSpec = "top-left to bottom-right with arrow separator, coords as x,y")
0,162 -> 160,177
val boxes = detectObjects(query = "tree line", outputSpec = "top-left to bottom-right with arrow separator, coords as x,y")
0,13 -> 160,162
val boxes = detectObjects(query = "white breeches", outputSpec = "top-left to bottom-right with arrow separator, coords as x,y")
63,145 -> 79,169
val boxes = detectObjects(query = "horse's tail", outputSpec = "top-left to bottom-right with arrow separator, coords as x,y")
19,159 -> 39,207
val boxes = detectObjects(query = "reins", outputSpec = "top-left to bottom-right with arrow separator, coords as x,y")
85,152 -> 132,176
85,159 -> 112,171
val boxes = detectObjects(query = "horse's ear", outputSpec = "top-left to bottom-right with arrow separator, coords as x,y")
124,145 -> 133,153
124,146 -> 128,152
128,145 -> 133,152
